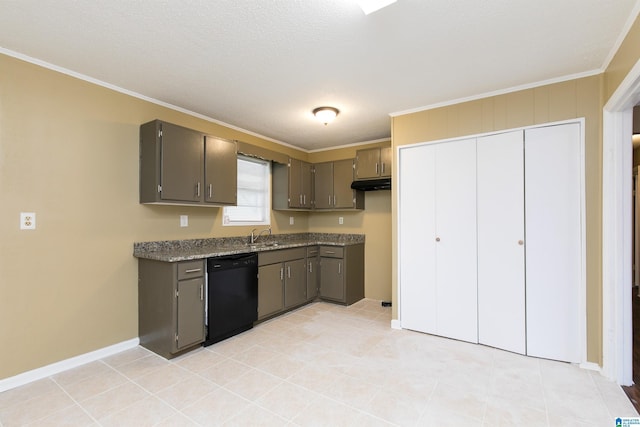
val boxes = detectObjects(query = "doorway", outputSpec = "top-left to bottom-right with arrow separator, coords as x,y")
602,60 -> 640,386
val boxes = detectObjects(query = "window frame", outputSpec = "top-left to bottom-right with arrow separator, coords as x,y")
222,155 -> 271,227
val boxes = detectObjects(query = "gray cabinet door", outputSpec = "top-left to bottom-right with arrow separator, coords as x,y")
320,257 -> 344,301
333,159 -> 355,209
307,255 -> 318,301
356,148 -> 380,179
258,263 -> 284,319
284,259 -> 307,308
176,277 -> 205,351
380,147 -> 392,177
161,122 -> 203,202
289,159 -> 303,208
300,161 -> 313,208
204,136 -> 237,205
314,162 -> 333,209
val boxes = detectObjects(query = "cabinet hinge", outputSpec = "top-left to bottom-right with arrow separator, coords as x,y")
175,333 -> 178,342
175,290 -> 179,297
158,184 -> 162,193
158,129 -> 163,138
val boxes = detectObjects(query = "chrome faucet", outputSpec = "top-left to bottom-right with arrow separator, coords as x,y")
250,226 -> 271,244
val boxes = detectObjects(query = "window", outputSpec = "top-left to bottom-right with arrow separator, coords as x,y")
223,156 -> 271,226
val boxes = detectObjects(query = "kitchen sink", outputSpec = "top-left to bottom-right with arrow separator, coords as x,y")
249,242 -> 279,250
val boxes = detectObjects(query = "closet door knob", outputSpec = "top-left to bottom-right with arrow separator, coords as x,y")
518,240 -> 524,245
435,237 -> 441,242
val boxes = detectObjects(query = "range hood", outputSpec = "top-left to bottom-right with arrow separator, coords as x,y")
351,177 -> 391,191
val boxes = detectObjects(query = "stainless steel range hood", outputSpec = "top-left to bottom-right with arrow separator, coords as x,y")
351,177 -> 391,191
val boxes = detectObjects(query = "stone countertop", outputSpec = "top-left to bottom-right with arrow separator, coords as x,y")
133,232 -> 365,262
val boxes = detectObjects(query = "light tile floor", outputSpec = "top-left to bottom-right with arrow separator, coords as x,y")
0,299 -> 637,426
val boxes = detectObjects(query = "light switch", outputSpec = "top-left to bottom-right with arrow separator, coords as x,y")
180,215 -> 188,227
20,212 -> 36,230
339,216 -> 344,225
289,216 -> 294,225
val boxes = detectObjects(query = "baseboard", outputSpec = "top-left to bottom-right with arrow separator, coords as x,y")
391,319 -> 402,330
0,337 -> 140,393
580,361 -> 601,372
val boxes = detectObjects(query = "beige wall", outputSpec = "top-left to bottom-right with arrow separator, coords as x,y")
0,53 -> 389,380
391,75 -> 603,363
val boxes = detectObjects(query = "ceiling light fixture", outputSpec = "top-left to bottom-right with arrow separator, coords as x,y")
313,106 -> 339,125
357,0 -> 397,15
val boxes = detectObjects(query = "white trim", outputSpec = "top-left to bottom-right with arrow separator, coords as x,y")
580,361 -> 602,372
600,1 -> 640,71
0,338 -> 139,393
307,137 -> 391,153
396,119 -> 587,365
389,70 -> 601,118
0,47 -> 392,154
602,57 -> 640,385
0,47 -> 301,150
391,319 -> 402,330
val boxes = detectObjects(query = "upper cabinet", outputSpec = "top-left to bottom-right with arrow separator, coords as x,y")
273,158 -> 313,210
139,120 -> 237,206
314,159 -> 364,210
355,146 -> 392,179
204,136 -> 237,205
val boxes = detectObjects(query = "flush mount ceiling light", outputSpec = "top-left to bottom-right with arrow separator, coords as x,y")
357,0 -> 397,15
313,106 -> 339,125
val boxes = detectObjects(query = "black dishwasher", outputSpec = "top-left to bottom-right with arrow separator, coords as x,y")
204,253 -> 258,346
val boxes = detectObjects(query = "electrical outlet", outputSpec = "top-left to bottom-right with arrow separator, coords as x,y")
339,216 -> 344,225
20,212 -> 36,230
289,216 -> 294,225
180,215 -> 188,227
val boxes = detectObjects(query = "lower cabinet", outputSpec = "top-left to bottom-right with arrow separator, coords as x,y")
306,246 -> 319,301
258,248 -> 307,320
138,259 -> 206,359
319,244 -> 364,305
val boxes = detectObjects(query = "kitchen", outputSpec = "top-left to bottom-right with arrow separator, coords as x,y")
2,0 -> 640,424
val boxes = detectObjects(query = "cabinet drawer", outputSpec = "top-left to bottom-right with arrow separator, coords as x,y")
319,246 -> 344,258
306,246 -> 319,257
177,260 -> 205,280
259,248 -> 306,266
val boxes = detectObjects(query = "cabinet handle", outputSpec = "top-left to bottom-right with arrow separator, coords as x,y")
309,262 -> 313,273
328,195 -> 331,206
300,194 -> 303,205
381,163 -> 385,174
287,266 -> 291,278
185,268 -> 202,273
200,284 -> 203,301
209,184 -> 213,199
333,195 -> 336,206
325,250 -> 336,254
518,240 -> 524,245
375,163 -> 379,174
196,182 -> 201,197
338,262 -> 342,275
303,194 -> 306,205
435,237 -> 441,242
280,267 -> 284,281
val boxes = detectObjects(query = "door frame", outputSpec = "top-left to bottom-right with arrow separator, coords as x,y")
602,59 -> 640,385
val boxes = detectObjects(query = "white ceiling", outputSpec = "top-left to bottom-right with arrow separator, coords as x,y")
0,0 -> 638,151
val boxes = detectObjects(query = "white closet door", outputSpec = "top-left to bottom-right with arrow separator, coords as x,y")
525,123 -> 581,363
399,144 -> 437,334
477,131 -> 526,354
435,138 -> 478,343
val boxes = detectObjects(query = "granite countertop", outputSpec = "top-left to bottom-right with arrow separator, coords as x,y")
133,232 -> 365,262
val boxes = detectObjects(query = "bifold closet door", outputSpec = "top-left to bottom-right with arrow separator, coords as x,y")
434,138 -> 478,343
399,144 -> 437,334
477,131 -> 526,354
525,123 -> 581,363
399,138 -> 477,343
